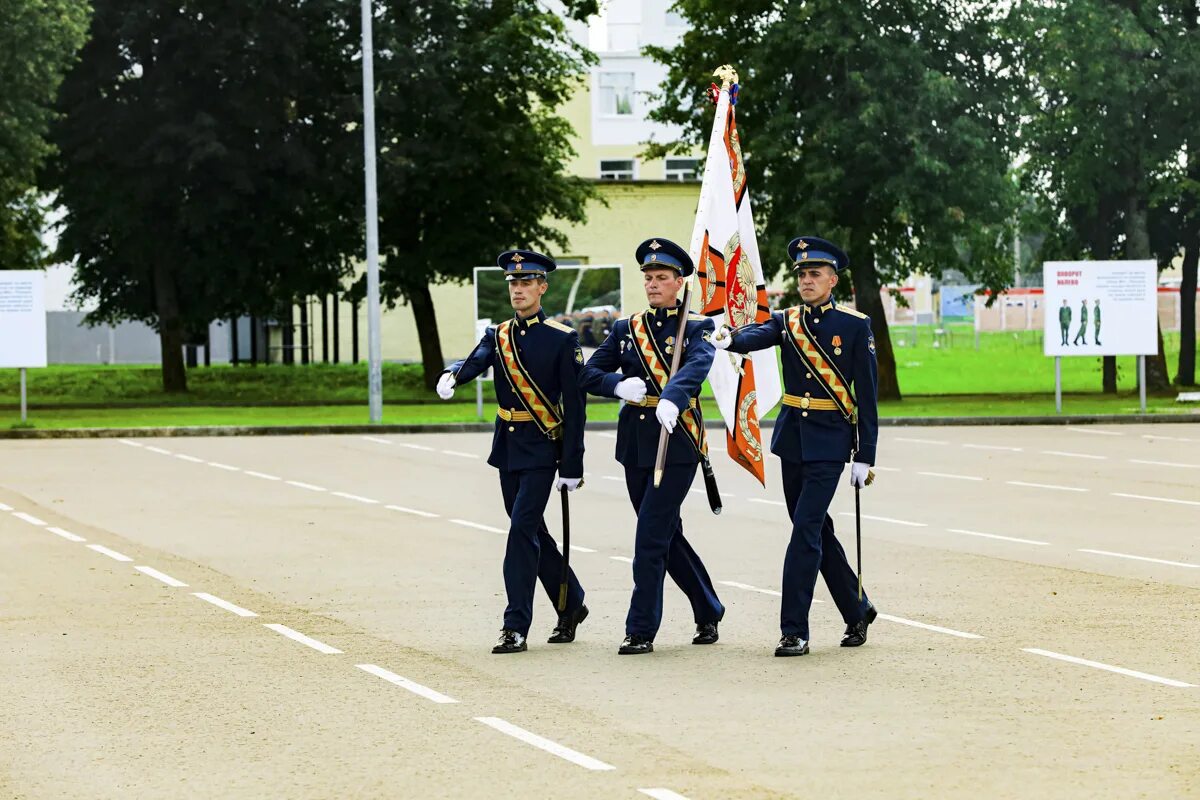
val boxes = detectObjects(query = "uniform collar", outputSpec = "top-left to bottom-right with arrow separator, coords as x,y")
803,296 -> 835,315
514,308 -> 546,330
649,302 -> 682,322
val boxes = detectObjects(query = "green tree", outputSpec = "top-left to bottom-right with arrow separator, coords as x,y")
647,0 -> 1021,400
1016,0 -> 1199,393
47,0 -> 359,392
371,0 -> 595,389
0,0 -> 90,268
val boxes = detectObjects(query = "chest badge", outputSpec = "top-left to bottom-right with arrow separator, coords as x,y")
832,334 -> 843,356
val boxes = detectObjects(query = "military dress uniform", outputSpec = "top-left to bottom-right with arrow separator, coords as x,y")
1073,300 -> 1089,345
718,236 -> 878,656
443,250 -> 588,654
1059,303 -> 1072,346
1093,300 -> 1102,345
579,238 -> 725,655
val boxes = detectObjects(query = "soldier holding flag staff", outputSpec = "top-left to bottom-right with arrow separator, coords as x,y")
579,237 -> 725,655
436,250 -> 589,654
711,236 -> 879,657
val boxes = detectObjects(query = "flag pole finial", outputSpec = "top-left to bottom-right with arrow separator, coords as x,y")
712,65 -> 738,89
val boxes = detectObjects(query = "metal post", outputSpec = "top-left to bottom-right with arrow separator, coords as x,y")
361,0 -> 383,423
1054,356 -> 1062,415
19,368 -> 27,423
332,294 -> 340,364
1138,355 -> 1147,413
230,317 -> 240,365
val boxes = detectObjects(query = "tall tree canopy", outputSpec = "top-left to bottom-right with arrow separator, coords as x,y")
1015,0 -> 1200,392
48,0 -> 359,391
370,0 -> 595,388
0,0 -> 90,269
648,0 -> 1021,399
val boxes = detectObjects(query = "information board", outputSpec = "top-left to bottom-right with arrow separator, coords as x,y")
0,271 -> 48,368
1042,261 -> 1157,357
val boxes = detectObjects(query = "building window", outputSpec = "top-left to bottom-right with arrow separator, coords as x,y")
598,72 -> 635,116
665,157 -> 700,181
599,159 -> 636,180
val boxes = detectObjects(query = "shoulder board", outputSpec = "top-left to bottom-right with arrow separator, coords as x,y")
544,319 -> 575,334
835,306 -> 869,320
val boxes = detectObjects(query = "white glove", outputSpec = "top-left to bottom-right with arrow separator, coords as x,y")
710,325 -> 733,351
436,372 -> 456,400
850,462 -> 871,488
554,476 -> 583,492
614,377 -> 647,403
656,398 -> 680,433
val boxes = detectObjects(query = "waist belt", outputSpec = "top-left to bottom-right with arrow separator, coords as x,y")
497,407 -> 562,439
630,396 -> 699,409
782,394 -> 840,411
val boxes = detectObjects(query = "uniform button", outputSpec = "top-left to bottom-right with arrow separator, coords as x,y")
804,392 -> 811,397
806,372 -> 812,379
519,330 -> 525,336
639,414 -> 646,420
656,321 -> 662,327
508,426 -> 515,432
813,318 -> 819,324
801,411 -> 808,417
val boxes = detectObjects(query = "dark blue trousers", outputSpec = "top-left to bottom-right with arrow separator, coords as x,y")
623,464 -> 724,639
779,459 -> 871,639
498,468 -> 586,636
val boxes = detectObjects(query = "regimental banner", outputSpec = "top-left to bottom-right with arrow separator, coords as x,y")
688,69 -> 781,485
1042,261 -> 1158,357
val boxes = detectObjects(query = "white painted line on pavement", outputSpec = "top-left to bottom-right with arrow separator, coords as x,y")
46,526 -> 86,542
894,437 -> 949,445
87,544 -> 132,562
0,502 -> 12,511
361,436 -> 393,445
1041,450 -> 1107,460
399,443 -> 435,451
640,790 -> 691,800
948,529 -> 1050,546
919,471 -> 983,481
135,565 -> 189,587
718,580 -> 782,598
207,461 -> 240,471
877,614 -> 983,639
872,465 -> 900,472
749,498 -> 786,507
837,512 -> 927,527
192,592 -> 257,617
442,450 -> 479,459
473,717 -> 615,771
450,519 -> 506,534
963,443 -> 1023,452
1023,648 -> 1194,688
1077,549 -> 1199,569
263,624 -> 342,655
610,556 -> 634,564
602,475 -> 623,482
1112,492 -> 1200,507
1142,434 -> 1193,442
386,504 -> 439,518
12,512 -> 47,526
597,432 -> 617,439
1006,480 -> 1088,493
286,480 -> 327,492
244,470 -> 281,481
145,445 -> 173,455
1129,458 -> 1200,469
357,664 -> 459,703
173,453 -> 205,463
117,439 -> 144,447
569,545 -> 596,553
331,491 -> 379,504
689,489 -> 736,498
1068,427 -> 1122,436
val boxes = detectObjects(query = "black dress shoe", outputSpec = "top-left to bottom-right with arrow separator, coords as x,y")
692,621 -> 719,645
841,603 -> 878,648
775,634 -> 810,657
618,635 -> 654,655
491,629 -> 527,654
547,604 -> 589,644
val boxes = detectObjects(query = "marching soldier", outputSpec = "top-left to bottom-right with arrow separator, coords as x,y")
711,236 -> 878,657
1059,300 -> 1072,346
1073,298 -> 1089,345
579,238 -> 725,655
436,250 -> 589,654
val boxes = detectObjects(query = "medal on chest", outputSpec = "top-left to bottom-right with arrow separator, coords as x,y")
832,334 -> 842,356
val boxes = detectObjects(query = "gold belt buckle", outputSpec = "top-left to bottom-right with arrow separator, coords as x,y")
800,397 -> 810,410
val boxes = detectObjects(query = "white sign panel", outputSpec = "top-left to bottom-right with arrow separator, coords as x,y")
1043,261 -> 1157,357
0,271 -> 48,368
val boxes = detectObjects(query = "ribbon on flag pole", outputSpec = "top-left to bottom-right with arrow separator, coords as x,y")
686,66 -> 782,486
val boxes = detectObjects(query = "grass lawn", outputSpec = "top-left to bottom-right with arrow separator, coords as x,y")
2,328 -> 1196,429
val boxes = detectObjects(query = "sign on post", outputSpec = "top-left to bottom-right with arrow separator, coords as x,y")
1042,260 -> 1158,412
0,271 -> 48,423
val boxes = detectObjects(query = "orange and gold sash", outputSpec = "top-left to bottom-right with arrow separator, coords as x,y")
628,312 -> 708,457
494,319 -> 562,436
785,307 -> 856,422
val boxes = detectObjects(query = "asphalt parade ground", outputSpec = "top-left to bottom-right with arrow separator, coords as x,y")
2,424 -> 1198,799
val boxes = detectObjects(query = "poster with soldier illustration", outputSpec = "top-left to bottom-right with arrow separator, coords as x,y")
1042,260 -> 1157,357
